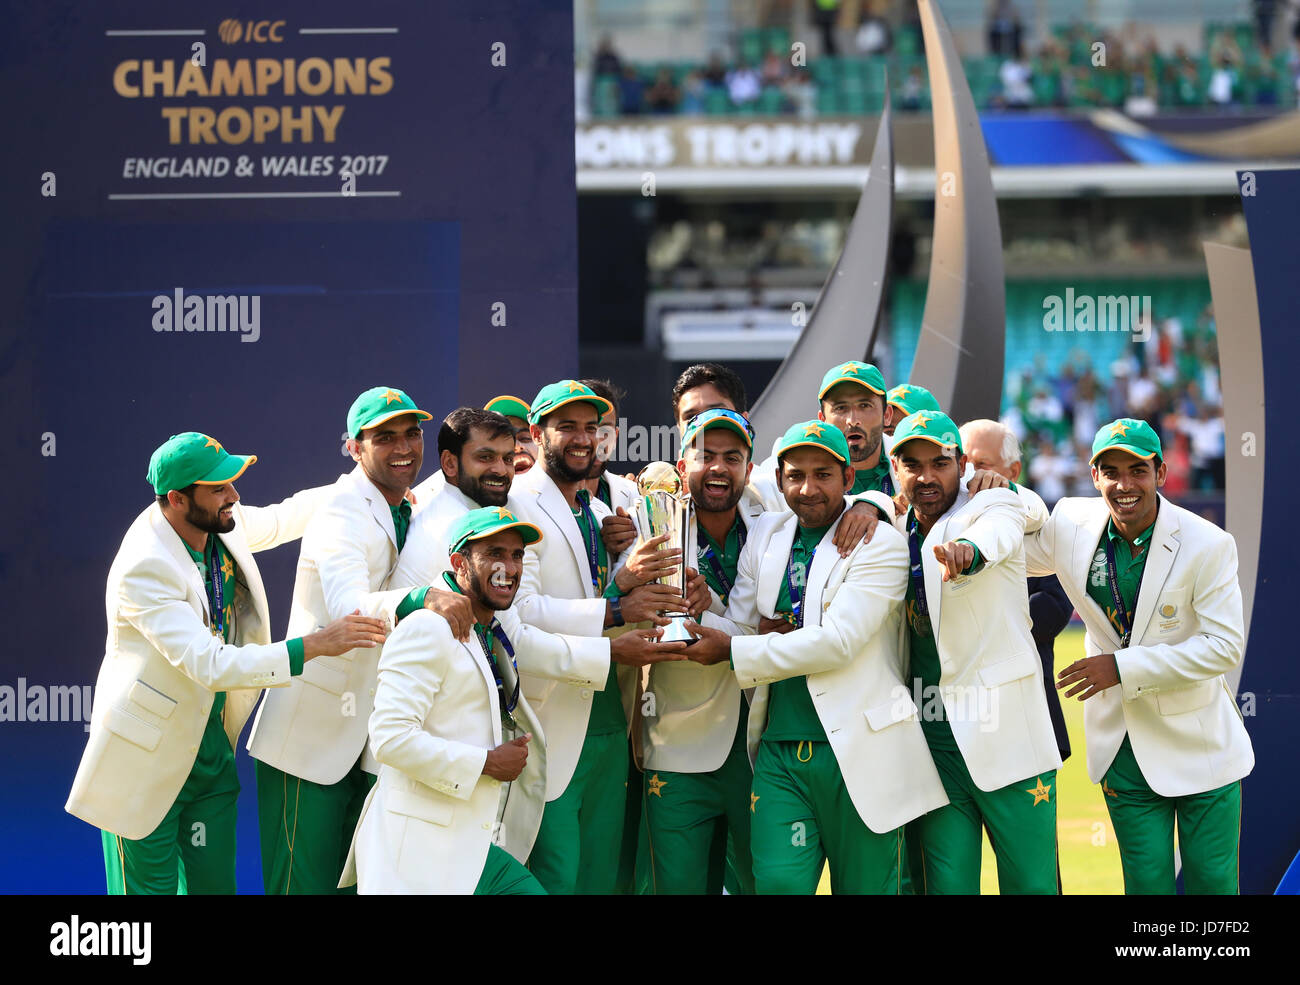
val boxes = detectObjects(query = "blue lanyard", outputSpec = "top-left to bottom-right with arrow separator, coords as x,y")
907,513 -> 929,620
785,538 -> 816,629
881,470 -> 894,497
476,621 -> 521,724
575,491 -> 603,594
699,516 -> 748,605
206,540 -> 226,641
1103,537 -> 1140,647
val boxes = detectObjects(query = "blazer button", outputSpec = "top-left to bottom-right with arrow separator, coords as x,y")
580,689 -> 592,700
369,688 -> 376,696
482,822 -> 491,830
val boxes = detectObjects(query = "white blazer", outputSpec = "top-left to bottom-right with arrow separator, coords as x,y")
709,501 -> 949,833
247,467 -> 418,785
598,471 -> 639,515
389,481 -> 610,708
67,491 -> 324,839
628,492 -> 766,774
510,466 -> 615,800
889,486 -> 1063,791
339,609 -> 547,893
1024,494 -> 1253,796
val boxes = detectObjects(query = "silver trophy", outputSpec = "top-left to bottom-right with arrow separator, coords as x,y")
634,462 -> 696,645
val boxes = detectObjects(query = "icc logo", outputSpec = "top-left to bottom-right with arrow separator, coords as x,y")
218,19 -> 286,44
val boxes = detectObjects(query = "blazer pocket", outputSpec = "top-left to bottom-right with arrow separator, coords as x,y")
302,659 -> 349,696
104,705 -> 163,752
864,694 -> 919,731
1156,681 -> 1215,716
128,680 -> 177,719
978,652 -> 1038,689
385,786 -> 454,827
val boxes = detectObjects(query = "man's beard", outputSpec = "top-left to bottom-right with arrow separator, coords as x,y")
846,425 -> 882,464
541,435 -> 590,483
457,470 -> 510,508
688,472 -> 745,513
186,500 -> 235,534
466,563 -> 513,611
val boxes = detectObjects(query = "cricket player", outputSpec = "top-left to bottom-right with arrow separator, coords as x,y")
341,508 -> 552,894
889,410 -> 1062,894
884,383 -> 941,437
687,421 -> 948,894
67,432 -> 387,894
247,386 -> 472,894
1023,419 -> 1253,894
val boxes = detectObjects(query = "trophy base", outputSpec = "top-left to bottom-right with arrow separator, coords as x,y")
660,613 -> 698,646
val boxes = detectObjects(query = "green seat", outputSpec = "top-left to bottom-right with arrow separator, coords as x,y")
816,88 -> 840,114
766,27 -> 791,58
758,86 -> 786,114
740,28 -> 764,66
896,27 -> 919,58
704,87 -> 732,115
810,58 -> 837,86
592,75 -> 621,117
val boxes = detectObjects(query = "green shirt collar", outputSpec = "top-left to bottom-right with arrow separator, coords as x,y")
1105,512 -> 1157,555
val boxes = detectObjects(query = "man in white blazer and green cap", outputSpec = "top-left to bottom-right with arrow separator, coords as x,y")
66,432 -> 387,893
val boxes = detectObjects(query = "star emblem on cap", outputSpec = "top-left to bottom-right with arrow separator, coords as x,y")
893,385 -> 912,399
1109,421 -> 1130,438
565,380 -> 584,393
912,412 -> 933,429
802,423 -> 827,438
839,363 -> 861,376
382,389 -> 402,405
1025,778 -> 1052,806
491,507 -> 515,522
203,436 -> 222,451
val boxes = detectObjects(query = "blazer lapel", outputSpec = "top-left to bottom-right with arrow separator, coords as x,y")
803,510 -> 847,628
217,526 -> 268,635
1127,496 -> 1181,645
758,514 -> 798,618
149,506 -> 209,618
1072,503 -> 1123,650
352,467 -> 398,552
464,636 -> 504,748
534,472 -> 594,599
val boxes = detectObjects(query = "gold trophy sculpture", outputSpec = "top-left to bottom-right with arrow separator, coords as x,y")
634,462 -> 696,645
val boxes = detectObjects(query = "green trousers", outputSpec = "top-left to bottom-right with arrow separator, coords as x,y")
917,730 -> 1058,895
750,738 -> 902,894
615,743 -> 652,894
643,723 -> 755,894
102,765 -> 239,894
255,756 -> 375,895
528,729 -> 627,894
475,843 -> 547,894
1102,734 -> 1241,895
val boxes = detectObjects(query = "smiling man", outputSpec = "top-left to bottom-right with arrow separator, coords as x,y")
248,386 -> 475,894
889,410 -> 1062,894
686,421 -> 945,894
342,508 -> 552,894
1021,419 -> 1253,894
485,395 -> 539,476
66,432 -> 388,894
510,380 -> 692,893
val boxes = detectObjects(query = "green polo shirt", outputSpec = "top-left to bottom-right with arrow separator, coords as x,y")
697,512 -> 746,606
849,455 -> 893,495
763,523 -> 830,742
1086,515 -> 1155,644
574,489 -> 625,735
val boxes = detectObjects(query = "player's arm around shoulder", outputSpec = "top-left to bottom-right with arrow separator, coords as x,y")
369,609 -> 487,800
117,555 -> 291,692
238,480 -> 340,553
497,604 -> 609,687
703,510 -> 783,636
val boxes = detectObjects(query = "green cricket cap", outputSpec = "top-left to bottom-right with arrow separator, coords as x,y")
890,411 -> 963,456
484,395 -> 532,421
347,386 -> 432,439
1090,418 -> 1161,465
887,383 -> 942,417
447,506 -> 543,556
527,380 -> 613,425
776,420 -> 851,465
148,432 -> 256,495
817,361 -> 887,400
681,408 -> 754,454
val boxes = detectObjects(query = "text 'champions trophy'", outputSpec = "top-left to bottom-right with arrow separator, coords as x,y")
634,462 -> 696,645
